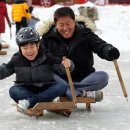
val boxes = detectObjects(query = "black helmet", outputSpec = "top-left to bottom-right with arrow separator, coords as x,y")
16,27 -> 40,46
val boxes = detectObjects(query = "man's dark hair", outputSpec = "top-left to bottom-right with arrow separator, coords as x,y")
54,7 -> 75,23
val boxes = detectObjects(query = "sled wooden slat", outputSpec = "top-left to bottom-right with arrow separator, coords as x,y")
60,97 -> 96,103
59,97 -> 96,111
33,102 -> 75,110
76,97 -> 96,103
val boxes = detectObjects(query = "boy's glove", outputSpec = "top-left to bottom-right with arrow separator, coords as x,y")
107,47 -> 120,61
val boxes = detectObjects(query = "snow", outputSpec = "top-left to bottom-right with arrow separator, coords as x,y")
0,2 -> 130,130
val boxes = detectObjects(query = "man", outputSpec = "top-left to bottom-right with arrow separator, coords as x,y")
0,0 -> 11,43
0,27 -> 73,116
39,7 -> 120,101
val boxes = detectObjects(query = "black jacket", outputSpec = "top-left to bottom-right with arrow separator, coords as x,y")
0,46 -> 68,87
40,23 -> 116,81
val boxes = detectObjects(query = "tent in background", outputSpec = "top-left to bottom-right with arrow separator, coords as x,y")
6,0 -> 88,7
109,0 -> 130,4
6,0 -> 130,7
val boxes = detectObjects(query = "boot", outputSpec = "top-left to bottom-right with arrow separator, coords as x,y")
1,43 -> 9,49
18,99 -> 30,111
0,50 -> 7,55
82,90 -> 103,102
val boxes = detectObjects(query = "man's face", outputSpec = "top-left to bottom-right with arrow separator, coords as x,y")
56,16 -> 76,39
20,43 -> 39,61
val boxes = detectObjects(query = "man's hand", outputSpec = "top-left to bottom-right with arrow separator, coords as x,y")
107,47 -> 120,61
62,58 -> 71,68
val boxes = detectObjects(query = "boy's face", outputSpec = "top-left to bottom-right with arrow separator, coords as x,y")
56,16 -> 76,39
20,43 -> 39,61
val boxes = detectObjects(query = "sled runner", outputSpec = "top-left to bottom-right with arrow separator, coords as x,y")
16,57 -> 96,117
17,97 -> 96,117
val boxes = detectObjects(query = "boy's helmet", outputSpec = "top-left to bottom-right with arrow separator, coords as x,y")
16,27 -> 40,46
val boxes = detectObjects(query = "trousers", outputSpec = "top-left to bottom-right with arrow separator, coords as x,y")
9,78 -> 67,108
54,71 -> 109,100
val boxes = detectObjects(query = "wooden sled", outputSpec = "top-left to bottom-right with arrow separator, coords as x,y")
17,57 -> 96,117
23,95 -> 96,117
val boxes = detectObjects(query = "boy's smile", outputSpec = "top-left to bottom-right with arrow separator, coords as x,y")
20,43 -> 39,61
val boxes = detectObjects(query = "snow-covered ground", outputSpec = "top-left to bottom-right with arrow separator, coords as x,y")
0,2 -> 130,130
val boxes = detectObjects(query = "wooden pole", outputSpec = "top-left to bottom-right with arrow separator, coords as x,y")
113,60 -> 128,100
63,57 -> 77,104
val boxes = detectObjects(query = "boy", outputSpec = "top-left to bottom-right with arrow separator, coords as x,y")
0,27 -> 73,115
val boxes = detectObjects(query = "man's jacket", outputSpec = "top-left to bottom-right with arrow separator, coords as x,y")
39,17 -> 115,81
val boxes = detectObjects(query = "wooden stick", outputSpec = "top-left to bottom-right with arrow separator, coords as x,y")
113,60 -> 128,100
63,56 -> 77,104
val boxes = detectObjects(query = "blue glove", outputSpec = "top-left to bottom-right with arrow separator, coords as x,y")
107,47 -> 120,61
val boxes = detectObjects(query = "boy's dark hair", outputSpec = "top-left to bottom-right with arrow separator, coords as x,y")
54,7 -> 75,23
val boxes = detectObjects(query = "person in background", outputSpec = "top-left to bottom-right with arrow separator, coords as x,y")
0,0 -> 11,44
0,27 -> 74,116
12,0 -> 31,34
28,6 -> 40,29
78,6 -> 99,24
78,6 -> 99,32
39,7 -> 120,101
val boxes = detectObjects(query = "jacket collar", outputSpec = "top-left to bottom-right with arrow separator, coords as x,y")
37,16 -> 96,36
19,46 -> 46,67
31,46 -> 46,67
